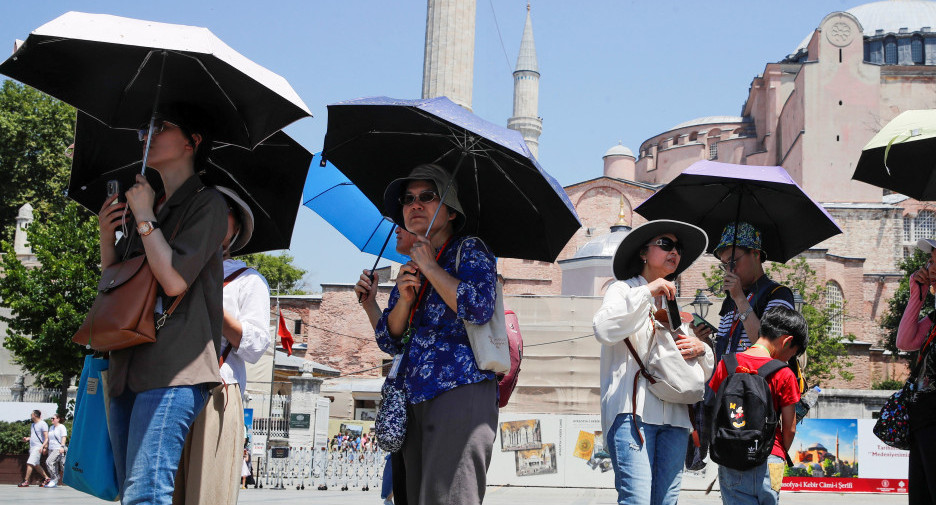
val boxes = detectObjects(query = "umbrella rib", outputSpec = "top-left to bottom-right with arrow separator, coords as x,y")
209,162 -> 274,220
302,182 -> 354,205
118,50 -> 249,142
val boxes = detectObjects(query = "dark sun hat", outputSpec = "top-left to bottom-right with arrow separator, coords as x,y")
612,219 -> 708,281
383,163 -> 466,232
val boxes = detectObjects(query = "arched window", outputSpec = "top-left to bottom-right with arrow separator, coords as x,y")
915,210 -> 935,241
884,36 -> 898,64
826,281 -> 844,338
912,35 -> 925,64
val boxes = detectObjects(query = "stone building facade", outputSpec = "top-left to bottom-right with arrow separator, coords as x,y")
303,2 -> 936,417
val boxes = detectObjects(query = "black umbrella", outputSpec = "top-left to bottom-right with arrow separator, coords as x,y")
0,11 -> 310,154
321,96 -> 581,262
852,109 -> 936,200
69,112 -> 311,255
635,160 -> 842,264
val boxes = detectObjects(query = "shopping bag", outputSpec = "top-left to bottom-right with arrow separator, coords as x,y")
63,355 -> 120,501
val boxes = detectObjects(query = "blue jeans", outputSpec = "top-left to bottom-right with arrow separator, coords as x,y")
718,455 -> 783,505
108,385 -> 208,505
380,453 -> 393,499
606,413 -> 689,505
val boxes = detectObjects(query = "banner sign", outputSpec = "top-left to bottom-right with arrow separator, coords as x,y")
488,414 -> 909,492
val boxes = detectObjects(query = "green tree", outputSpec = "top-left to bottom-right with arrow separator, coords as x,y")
0,80 -> 76,242
240,252 -> 307,294
701,257 -> 855,385
879,250 -> 931,357
0,201 -> 99,417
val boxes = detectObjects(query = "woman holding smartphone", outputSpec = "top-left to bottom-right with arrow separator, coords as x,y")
896,238 -> 936,504
97,103 -> 228,505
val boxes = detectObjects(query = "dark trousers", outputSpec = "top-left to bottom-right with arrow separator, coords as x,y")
402,379 -> 498,505
909,427 -> 936,505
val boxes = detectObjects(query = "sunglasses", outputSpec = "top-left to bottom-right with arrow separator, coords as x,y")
649,237 -> 683,254
137,120 -> 180,142
399,190 -> 440,206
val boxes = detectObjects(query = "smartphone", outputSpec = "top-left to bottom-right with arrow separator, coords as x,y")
106,179 -> 125,204
692,313 -> 717,333
665,298 -> 681,331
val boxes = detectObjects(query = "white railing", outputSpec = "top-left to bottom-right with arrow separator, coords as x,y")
0,387 -> 57,403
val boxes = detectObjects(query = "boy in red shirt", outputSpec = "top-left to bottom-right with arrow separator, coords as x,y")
708,306 -> 807,505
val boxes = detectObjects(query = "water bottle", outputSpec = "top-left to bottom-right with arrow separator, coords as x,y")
795,386 -> 821,424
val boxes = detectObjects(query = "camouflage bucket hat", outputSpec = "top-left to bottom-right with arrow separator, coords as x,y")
713,222 -> 763,258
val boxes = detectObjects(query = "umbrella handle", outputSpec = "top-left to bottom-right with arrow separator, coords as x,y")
358,225 -> 396,303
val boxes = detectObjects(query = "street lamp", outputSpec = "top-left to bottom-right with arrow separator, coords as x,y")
691,289 -> 713,318
793,290 -> 804,313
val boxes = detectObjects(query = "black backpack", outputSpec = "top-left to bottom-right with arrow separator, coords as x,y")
709,354 -> 787,471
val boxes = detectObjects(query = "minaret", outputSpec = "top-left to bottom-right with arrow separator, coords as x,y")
507,4 -> 542,158
13,203 -> 33,257
422,0 -> 476,110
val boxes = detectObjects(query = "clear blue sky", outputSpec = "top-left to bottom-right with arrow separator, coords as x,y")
1,0 -> 865,290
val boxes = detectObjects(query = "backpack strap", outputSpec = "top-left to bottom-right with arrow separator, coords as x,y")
722,354 -> 739,377
756,359 -> 788,380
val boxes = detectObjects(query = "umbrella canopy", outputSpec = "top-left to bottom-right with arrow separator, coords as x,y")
853,109 -> 936,200
69,112 -> 311,255
0,11 -> 310,149
634,160 -> 842,264
321,96 -> 581,262
303,153 -> 409,264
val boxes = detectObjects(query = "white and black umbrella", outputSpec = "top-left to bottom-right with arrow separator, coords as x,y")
0,11 -> 310,159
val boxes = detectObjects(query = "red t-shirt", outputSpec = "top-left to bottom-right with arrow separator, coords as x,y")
708,353 -> 801,459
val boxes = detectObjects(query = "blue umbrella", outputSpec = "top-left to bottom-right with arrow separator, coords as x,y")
303,153 -> 410,265
321,96 -> 580,262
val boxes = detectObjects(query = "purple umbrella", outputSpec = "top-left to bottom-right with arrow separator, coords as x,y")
635,160 -> 842,263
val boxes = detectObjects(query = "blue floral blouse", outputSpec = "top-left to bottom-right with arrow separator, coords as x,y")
375,235 -> 497,404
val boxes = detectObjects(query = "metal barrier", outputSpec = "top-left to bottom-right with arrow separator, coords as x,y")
253,445 -> 386,491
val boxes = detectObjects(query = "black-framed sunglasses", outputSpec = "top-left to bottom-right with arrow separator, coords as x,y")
399,190 -> 440,206
137,119 -> 180,142
649,237 -> 683,254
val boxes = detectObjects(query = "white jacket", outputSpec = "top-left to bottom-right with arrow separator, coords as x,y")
593,276 -> 714,437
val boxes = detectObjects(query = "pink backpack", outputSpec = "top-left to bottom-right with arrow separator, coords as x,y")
498,309 -> 523,408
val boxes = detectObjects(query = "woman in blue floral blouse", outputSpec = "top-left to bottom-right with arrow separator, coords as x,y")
375,163 -> 498,505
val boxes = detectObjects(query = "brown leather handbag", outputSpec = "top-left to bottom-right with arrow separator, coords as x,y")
72,188 -> 202,351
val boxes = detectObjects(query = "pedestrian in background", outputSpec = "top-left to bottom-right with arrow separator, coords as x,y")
19,409 -> 49,487
45,413 -> 67,488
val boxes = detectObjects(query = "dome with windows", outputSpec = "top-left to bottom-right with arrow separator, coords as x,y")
670,116 -> 748,131
572,224 -> 632,259
793,0 -> 936,58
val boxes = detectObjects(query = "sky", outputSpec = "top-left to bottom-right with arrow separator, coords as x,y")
0,0 -> 869,290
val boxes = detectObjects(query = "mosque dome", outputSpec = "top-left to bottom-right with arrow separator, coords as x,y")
603,143 -> 634,158
572,224 -> 632,259
794,0 -> 936,52
670,116 -> 747,131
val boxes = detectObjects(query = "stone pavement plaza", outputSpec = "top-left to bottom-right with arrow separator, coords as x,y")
0,485 -> 908,504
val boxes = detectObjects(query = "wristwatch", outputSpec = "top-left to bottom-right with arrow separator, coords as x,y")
738,306 -> 754,322
137,220 -> 160,237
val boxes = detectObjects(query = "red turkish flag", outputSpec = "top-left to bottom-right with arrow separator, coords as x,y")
278,311 -> 294,356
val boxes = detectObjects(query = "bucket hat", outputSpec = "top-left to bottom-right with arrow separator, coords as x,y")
612,219 -> 708,281
713,221 -> 765,260
383,163 -> 466,233
918,238 -> 936,254
215,185 -> 254,253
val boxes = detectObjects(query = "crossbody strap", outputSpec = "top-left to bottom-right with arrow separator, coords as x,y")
155,186 -> 208,330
